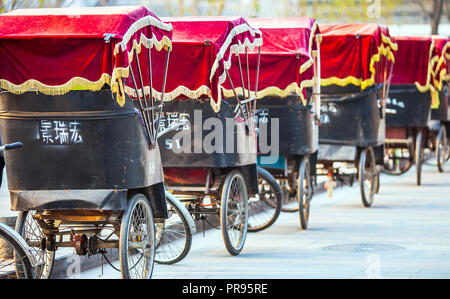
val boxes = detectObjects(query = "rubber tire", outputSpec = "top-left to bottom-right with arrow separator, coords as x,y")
298,157 -> 313,230
436,125 -> 447,173
220,170 -> 249,256
415,131 -> 423,186
247,166 -> 283,232
15,211 -> 55,279
119,194 -> 155,279
359,147 -> 376,207
0,225 -> 34,279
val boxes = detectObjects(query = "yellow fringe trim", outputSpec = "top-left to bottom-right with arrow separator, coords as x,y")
125,84 -> 212,102
430,40 -> 450,91
430,88 -> 440,109
413,39 -> 436,93
381,33 -> 398,51
221,80 -> 313,106
299,22 -> 319,75
0,73 -> 111,96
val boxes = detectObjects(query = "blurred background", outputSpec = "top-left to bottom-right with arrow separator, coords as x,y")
0,0 -> 449,35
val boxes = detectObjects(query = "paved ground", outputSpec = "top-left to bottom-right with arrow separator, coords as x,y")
74,161 -> 450,279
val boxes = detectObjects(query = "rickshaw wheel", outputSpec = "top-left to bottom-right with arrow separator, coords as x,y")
415,131 -> 423,186
119,194 -> 155,279
0,224 -> 34,279
298,157 -> 313,230
16,211 -> 55,279
359,147 -> 376,207
247,167 -> 282,233
220,170 -> 248,256
155,192 -> 192,265
436,125 -> 448,173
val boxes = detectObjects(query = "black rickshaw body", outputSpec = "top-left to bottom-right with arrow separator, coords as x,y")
248,95 -> 318,176
317,84 -> 386,164
158,98 -> 259,194
386,84 -> 432,129
0,89 -> 167,217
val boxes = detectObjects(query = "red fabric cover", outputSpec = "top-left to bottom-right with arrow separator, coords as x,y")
319,23 -> 396,90
221,17 -> 318,103
391,36 -> 432,89
0,6 -> 172,105
159,16 -> 263,112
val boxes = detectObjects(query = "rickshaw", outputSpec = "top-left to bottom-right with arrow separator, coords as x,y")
222,18 -> 322,230
383,36 -> 434,185
316,24 -> 397,207
428,35 -> 449,172
0,6 -> 173,279
157,17 -> 263,256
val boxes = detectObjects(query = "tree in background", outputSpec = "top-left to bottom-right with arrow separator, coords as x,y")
413,0 -> 449,34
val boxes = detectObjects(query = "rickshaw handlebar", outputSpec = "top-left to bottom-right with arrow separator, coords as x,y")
0,142 -> 23,152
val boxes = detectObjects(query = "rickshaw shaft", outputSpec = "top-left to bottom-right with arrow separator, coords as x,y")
28,240 -> 119,249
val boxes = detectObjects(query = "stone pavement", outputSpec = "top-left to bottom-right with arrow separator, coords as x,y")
74,161 -> 450,279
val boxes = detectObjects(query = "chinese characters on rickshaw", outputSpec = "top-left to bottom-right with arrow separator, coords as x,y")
316,24 -> 397,207
0,6 -> 173,279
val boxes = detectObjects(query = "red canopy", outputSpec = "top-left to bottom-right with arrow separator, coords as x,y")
158,16 -> 263,112
0,6 -> 172,106
221,17 -> 319,105
319,23 -> 397,91
431,35 -> 450,91
391,36 -> 434,93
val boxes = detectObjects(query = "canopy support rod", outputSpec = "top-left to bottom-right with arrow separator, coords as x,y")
155,47 -> 171,141
225,69 -> 247,121
134,49 -> 154,146
245,47 -> 251,100
148,47 -> 155,135
129,65 -> 153,146
236,53 -> 250,121
253,46 -> 261,125
245,47 -> 254,128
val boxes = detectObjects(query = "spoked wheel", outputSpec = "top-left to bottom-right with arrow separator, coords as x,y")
0,223 -> 33,279
16,211 -> 55,279
155,192 -> 192,265
359,147 -> 376,207
220,170 -> 249,256
297,156 -> 313,229
436,125 -> 448,173
119,194 -> 155,279
415,130 -> 423,186
247,167 -> 282,232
